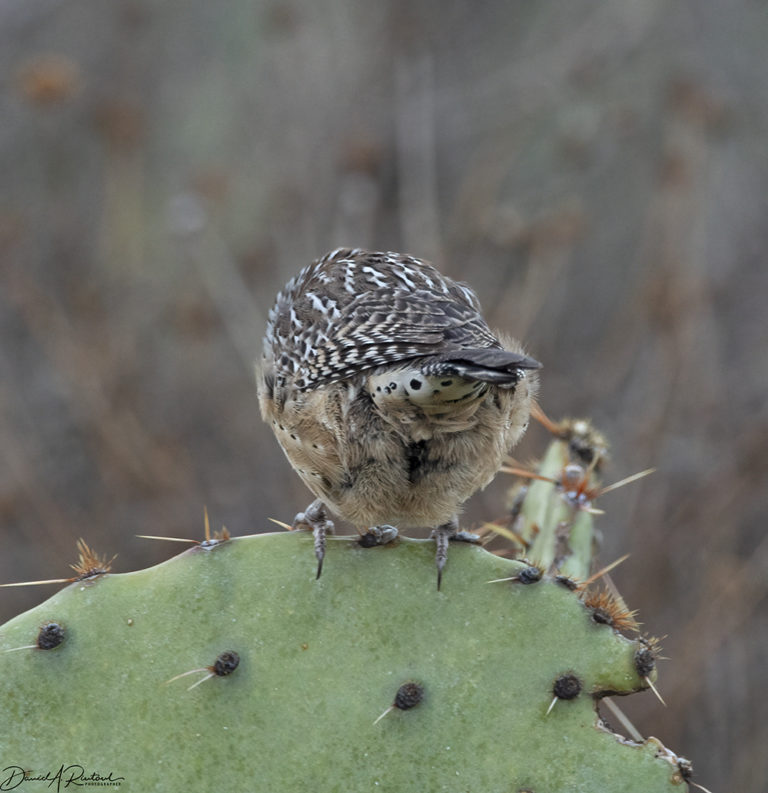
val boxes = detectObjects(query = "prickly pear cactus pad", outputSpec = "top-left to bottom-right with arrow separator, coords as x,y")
0,533 -> 686,792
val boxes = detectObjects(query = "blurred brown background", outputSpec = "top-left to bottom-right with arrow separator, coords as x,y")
2,2 -> 766,790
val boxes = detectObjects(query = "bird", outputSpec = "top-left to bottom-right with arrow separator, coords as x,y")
256,248 -> 540,588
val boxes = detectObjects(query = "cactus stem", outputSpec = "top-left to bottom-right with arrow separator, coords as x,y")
1,532 -> 692,790
505,459 -> 654,517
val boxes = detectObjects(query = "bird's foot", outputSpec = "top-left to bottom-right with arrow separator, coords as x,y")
430,516 -> 464,591
358,525 -> 399,548
451,530 -> 480,544
292,499 -> 334,579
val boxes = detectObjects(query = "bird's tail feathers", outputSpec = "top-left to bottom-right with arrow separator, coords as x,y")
422,349 -> 541,386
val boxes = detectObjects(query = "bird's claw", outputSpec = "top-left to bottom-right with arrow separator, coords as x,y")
359,525 -> 399,548
292,499 -> 334,579
451,530 -> 480,544
430,517 -> 461,591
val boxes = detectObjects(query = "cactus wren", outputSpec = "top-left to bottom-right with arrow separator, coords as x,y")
257,248 -> 540,587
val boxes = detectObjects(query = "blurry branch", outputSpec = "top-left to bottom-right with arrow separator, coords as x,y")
167,193 -> 265,376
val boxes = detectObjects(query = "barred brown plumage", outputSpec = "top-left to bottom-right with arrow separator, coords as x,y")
257,248 -> 540,587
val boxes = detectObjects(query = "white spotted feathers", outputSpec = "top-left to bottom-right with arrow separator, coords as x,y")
263,248 -> 539,395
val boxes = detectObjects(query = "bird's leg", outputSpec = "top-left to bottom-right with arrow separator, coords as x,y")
358,525 -> 399,548
431,518 -> 456,591
292,499 -> 334,579
431,517 -> 480,590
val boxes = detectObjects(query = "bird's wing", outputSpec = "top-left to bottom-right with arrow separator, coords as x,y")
288,288 -> 502,389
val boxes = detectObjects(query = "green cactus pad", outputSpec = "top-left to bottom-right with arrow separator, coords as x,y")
0,533 -> 685,792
